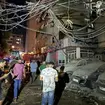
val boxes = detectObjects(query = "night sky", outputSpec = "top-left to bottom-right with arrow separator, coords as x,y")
6,0 -> 29,5
6,0 -> 30,47
6,0 -> 29,35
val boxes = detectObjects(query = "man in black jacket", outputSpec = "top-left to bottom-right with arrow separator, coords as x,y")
54,66 -> 69,105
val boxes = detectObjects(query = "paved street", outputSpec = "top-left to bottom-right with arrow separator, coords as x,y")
1,76 -> 105,105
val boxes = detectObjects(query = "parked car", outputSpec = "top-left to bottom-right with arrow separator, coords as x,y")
56,59 -> 87,80
96,72 -> 105,94
72,61 -> 105,89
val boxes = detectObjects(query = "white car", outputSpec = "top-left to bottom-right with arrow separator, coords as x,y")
56,59 -> 88,80
72,61 -> 105,89
64,59 -> 87,72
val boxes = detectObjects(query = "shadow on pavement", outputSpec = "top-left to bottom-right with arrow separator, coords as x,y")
2,73 -> 30,105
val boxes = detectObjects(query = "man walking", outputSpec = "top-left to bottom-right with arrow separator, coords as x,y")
13,59 -> 26,102
40,62 -> 58,105
54,66 -> 69,105
30,59 -> 38,83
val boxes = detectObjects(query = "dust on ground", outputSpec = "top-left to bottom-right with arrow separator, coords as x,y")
2,78 -> 105,105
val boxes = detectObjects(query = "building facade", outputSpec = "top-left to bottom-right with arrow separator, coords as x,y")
7,34 -> 24,52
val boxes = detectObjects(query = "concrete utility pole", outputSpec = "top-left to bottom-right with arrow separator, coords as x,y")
76,47 -> 80,59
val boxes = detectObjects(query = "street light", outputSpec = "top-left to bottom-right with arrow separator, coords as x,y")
11,45 -> 15,49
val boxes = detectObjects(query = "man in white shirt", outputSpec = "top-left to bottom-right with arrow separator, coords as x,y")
40,62 -> 58,105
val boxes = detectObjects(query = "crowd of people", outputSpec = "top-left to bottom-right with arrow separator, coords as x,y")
0,58 -> 69,105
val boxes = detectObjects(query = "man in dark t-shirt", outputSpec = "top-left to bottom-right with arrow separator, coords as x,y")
54,66 -> 69,105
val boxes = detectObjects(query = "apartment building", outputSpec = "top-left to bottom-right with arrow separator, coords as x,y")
7,34 -> 24,52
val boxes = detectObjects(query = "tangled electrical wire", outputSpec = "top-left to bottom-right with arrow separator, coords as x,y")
0,0 -> 105,41
18,0 -> 105,41
55,0 -> 105,41
0,0 -> 58,31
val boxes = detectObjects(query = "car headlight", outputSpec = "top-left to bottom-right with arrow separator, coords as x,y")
82,75 -> 88,79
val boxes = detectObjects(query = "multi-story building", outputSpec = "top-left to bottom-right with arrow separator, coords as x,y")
42,9 -> 97,65
25,9 -> 48,54
7,34 -> 24,52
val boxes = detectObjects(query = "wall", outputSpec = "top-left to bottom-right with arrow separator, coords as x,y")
25,15 -> 37,53
98,34 -> 105,48
25,13 -> 46,53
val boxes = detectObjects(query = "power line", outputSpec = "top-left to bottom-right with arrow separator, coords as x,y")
0,0 -> 58,31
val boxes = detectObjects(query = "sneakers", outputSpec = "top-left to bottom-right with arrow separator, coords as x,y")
13,98 -> 17,103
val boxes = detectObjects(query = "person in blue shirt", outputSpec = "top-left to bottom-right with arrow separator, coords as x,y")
30,59 -> 38,83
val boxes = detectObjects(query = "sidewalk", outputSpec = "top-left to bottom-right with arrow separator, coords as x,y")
11,77 -> 42,105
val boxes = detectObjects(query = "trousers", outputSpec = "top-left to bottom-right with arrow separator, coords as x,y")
41,90 -> 54,105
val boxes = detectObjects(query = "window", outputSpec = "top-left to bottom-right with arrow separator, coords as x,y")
16,42 -> 20,44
